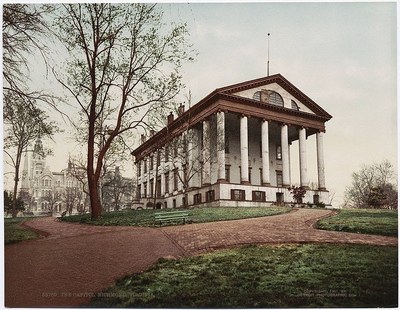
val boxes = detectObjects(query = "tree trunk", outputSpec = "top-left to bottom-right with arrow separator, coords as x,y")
11,148 -> 22,218
12,171 -> 19,218
88,174 -> 102,220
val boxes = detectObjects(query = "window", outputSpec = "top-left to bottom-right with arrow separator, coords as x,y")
276,145 -> 282,160
156,177 -> 162,198
150,156 -> 154,171
173,168 -> 178,191
291,100 -> 300,111
150,179 -> 154,198
137,161 -> 141,176
225,136 -> 230,153
276,171 -> 283,187
165,172 -> 170,194
231,189 -> 245,201
252,191 -> 266,202
144,159 -> 147,173
144,183 -> 147,198
183,164 -> 188,185
173,199 -> 177,208
173,140 -> 178,158
194,193 -> 202,205
259,168 -> 263,185
165,145 -> 169,162
253,91 -> 261,101
313,194 -> 320,204
225,165 -> 231,183
249,167 -> 252,184
205,190 -> 215,202
137,184 -> 141,199
267,91 -> 284,107
157,151 -> 161,167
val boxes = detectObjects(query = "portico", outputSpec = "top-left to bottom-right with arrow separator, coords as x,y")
132,74 -> 332,208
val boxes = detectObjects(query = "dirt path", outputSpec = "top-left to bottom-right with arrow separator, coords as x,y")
4,209 -> 397,307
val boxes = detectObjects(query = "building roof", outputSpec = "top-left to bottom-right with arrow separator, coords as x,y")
132,73 -> 332,161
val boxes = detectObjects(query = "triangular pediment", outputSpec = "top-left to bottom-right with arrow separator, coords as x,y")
215,74 -> 331,119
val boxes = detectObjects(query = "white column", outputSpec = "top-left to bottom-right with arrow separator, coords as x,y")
316,131 -> 326,190
202,120 -> 211,185
261,120 -> 270,185
281,124 -> 290,187
299,127 -> 309,188
160,168 -> 165,196
217,111 -> 226,182
187,129 -> 194,189
240,115 -> 249,184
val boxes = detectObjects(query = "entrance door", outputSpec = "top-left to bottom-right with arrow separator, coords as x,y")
276,193 -> 284,206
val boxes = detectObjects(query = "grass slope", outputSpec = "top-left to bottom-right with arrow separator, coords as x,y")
316,208 -> 398,236
89,244 -> 398,308
4,217 -> 38,244
62,207 -> 291,227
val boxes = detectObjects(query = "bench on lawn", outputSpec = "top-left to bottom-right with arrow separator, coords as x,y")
154,210 -> 190,226
57,210 -> 67,220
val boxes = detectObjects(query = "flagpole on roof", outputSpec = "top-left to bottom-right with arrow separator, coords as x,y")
267,33 -> 270,76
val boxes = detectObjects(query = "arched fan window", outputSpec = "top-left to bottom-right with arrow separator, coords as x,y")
267,91 -> 284,107
253,91 -> 261,101
291,100 -> 300,111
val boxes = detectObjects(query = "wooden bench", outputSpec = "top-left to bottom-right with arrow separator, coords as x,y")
154,210 -> 190,226
57,210 -> 67,220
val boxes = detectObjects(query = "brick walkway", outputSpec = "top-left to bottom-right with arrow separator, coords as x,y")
4,209 -> 397,307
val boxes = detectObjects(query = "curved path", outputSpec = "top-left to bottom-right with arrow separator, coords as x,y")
5,209 -> 397,307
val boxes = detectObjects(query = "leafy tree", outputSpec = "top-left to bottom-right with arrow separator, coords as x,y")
289,186 -> 307,204
344,160 -> 397,209
4,190 -> 25,216
102,167 -> 133,212
3,95 -> 59,218
53,3 -> 194,219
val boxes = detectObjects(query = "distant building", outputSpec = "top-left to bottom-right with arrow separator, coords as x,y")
132,74 -> 332,209
19,137 -> 134,215
19,138 -> 87,214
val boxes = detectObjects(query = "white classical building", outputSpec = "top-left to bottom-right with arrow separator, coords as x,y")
132,74 -> 332,209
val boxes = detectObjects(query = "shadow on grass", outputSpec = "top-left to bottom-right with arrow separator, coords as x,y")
89,243 -> 398,308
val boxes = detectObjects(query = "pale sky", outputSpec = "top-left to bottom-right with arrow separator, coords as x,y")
3,2 -> 398,206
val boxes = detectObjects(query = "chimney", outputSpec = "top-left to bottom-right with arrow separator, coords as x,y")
178,104 -> 185,116
141,134 -> 146,143
167,112 -> 174,125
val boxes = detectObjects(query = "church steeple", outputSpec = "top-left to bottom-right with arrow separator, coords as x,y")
33,137 -> 44,159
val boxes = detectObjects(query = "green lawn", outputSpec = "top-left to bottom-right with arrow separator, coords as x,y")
61,207 -> 291,227
89,244 -> 398,308
4,217 -> 38,244
316,208 -> 398,236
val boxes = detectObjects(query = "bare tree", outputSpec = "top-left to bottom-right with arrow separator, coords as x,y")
102,167 -> 134,211
3,94 -> 59,218
42,189 -> 62,213
2,4 -> 60,111
344,160 -> 397,209
53,3 -> 194,219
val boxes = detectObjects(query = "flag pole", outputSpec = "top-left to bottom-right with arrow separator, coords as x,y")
267,33 -> 270,76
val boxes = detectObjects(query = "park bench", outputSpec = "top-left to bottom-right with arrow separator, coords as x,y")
154,210 -> 190,226
57,210 -> 67,220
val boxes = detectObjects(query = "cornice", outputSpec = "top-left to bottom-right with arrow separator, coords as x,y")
132,73 -> 332,160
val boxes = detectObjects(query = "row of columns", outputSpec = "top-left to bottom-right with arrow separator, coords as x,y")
202,112 -> 326,190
